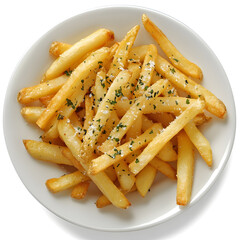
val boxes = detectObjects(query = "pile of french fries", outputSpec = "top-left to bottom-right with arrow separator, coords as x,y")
18,14 -> 226,209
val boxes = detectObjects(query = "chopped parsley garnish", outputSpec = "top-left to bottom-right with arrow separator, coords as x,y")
64,70 -> 72,76
149,130 -> 153,134
65,98 -> 76,109
135,158 -> 139,163
107,99 -> 117,105
170,68 -> 176,74
173,58 -> 179,62
116,123 -> 127,132
186,99 -> 190,104
57,114 -> 64,120
115,87 -> 124,97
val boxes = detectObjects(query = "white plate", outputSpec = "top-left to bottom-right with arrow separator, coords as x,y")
3,5 -> 236,231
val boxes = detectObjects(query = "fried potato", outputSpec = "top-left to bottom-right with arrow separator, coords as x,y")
45,29 -> 114,80
142,14 -> 203,80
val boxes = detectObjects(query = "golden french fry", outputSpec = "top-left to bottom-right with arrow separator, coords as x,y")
18,75 -> 68,104
46,171 -> 90,193
71,181 -> 90,199
45,29 -> 114,80
176,131 -> 195,205
136,164 -> 157,197
116,97 -> 198,116
142,14 -> 203,80
155,55 -> 226,118
58,118 -> 131,209
184,121 -> 212,167
107,25 -> 140,83
150,158 -> 177,180
129,99 -> 205,175
89,123 -> 162,175
134,44 -> 157,97
49,41 -> 71,57
23,140 -> 73,165
36,47 -> 109,130
21,107 -> 45,124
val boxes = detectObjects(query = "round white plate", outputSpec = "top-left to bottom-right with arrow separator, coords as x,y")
3,5 -> 236,231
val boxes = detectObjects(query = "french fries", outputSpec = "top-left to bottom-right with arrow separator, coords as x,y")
18,14 -> 226,209
176,131 -> 195,205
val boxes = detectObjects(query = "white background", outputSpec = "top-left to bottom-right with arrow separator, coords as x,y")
1,0 -> 239,239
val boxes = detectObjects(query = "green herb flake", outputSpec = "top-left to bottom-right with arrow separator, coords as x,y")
65,98 -> 75,109
57,114 -> 64,120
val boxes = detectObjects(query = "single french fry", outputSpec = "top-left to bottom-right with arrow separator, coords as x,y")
184,121 -> 212,167
155,55 -> 226,118
81,70 -> 131,158
136,164 -> 157,197
89,123 -> 162,175
45,29 -> 114,80
107,25 -> 140,83
116,97 -> 198,116
21,107 -> 45,124
58,118 -> 131,209
46,171 -> 90,193
176,131 -> 195,205
71,181 -> 90,199
129,99 -> 205,175
150,158 -> 177,180
99,79 -> 167,153
142,14 -> 203,80
23,140 -> 73,165
49,41 -> 72,57
134,44 -> 157,97
18,75 -> 68,104
36,47 -> 109,130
